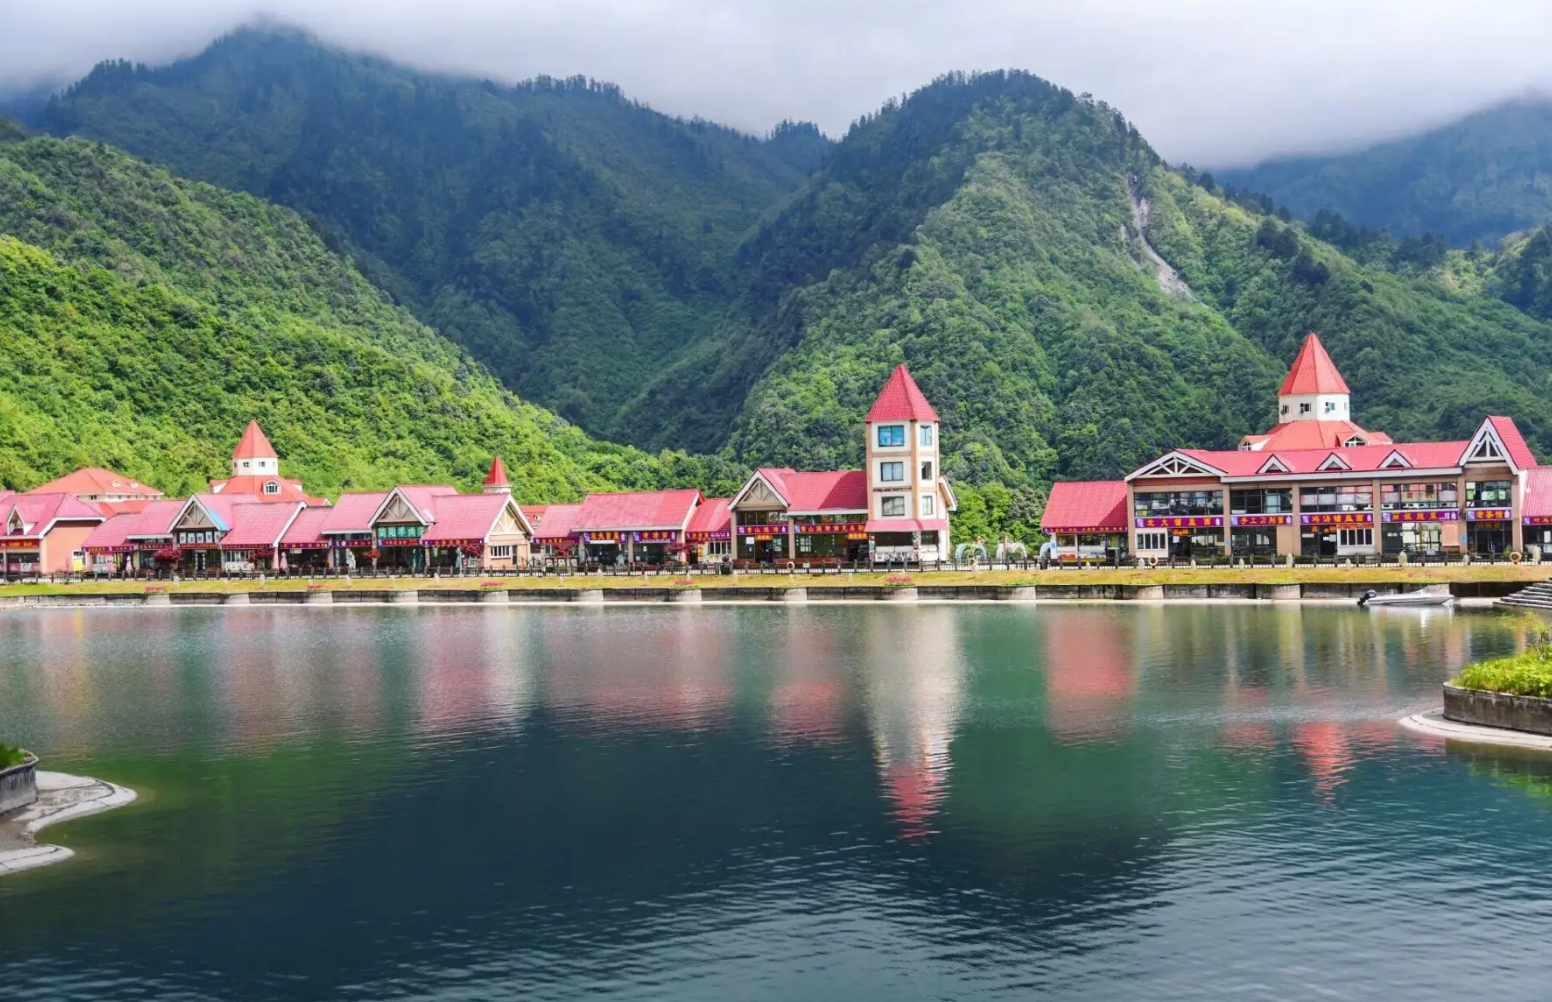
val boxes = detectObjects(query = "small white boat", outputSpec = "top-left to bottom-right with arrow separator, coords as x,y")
1357,589 -> 1456,608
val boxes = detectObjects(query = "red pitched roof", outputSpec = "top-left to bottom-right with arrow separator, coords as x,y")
421,494 -> 521,543
220,503 -> 304,549
1242,421 -> 1391,451
574,489 -> 702,532
125,498 -> 188,539
208,475 -> 317,504
280,506 -> 331,548
31,467 -> 163,498
687,497 -> 732,536
95,500 -> 151,517
1523,467 -> 1552,520
866,364 -> 940,423
1486,416 -> 1537,470
528,502 -> 583,541
1279,333 -> 1350,396
484,456 -> 510,488
232,421 -> 278,460
1041,481 -> 1129,532
321,492 -> 389,534
3,492 -> 105,539
743,469 -> 868,513
83,512 -> 140,551
1167,440 -> 1470,478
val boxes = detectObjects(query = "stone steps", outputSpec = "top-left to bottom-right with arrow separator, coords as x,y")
1498,581 -> 1552,610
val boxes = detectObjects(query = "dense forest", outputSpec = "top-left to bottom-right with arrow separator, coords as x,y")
0,127 -> 744,499
11,29 -> 1552,549
34,29 -> 828,443
1219,98 -> 1552,245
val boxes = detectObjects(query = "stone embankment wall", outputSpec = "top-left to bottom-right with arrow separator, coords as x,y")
1444,684 -> 1552,737
0,756 -> 38,815
0,581 -> 1524,608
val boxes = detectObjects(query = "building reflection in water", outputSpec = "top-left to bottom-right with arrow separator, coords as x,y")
767,608 -> 847,749
1043,609 -> 1138,746
863,608 -> 965,839
411,608 -> 532,739
540,607 -> 733,733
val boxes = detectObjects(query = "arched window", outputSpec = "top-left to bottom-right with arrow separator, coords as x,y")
264,481 -> 280,495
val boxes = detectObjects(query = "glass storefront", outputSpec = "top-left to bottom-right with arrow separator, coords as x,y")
1134,491 -> 1223,518
1382,522 -> 1443,555
1229,488 -> 1292,515
1380,482 -> 1459,510
1230,529 -> 1277,556
1299,486 -> 1373,513
1467,521 -> 1512,556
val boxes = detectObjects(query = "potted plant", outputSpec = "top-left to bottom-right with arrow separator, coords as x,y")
0,742 -> 38,814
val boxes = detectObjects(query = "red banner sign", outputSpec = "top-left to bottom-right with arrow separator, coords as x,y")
1230,514 -> 1293,527
1525,515 -> 1552,526
1301,512 -> 1374,526
1136,516 -> 1223,529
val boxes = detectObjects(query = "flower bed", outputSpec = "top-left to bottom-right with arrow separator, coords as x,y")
1453,645 -> 1552,699
0,744 -> 27,770
1446,635 -> 1552,735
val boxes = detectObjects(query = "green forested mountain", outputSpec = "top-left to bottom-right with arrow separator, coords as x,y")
0,127 -> 740,499
24,35 -> 1552,494
37,28 -> 825,442
1218,99 -> 1552,246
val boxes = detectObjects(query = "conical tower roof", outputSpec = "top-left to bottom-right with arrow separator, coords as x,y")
484,455 -> 510,489
866,364 -> 940,423
1279,333 -> 1350,396
232,420 -> 278,460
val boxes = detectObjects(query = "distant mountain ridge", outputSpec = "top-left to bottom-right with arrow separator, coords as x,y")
1218,98 -> 1552,245
35,28 -> 830,446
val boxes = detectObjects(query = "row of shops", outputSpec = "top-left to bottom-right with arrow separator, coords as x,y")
1042,334 -> 1552,562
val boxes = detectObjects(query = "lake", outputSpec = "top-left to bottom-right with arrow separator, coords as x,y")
1,603 -> 1550,1000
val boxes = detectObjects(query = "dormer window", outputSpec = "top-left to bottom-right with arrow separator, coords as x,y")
1344,435 -> 1368,447
263,481 -> 280,495
877,425 -> 905,448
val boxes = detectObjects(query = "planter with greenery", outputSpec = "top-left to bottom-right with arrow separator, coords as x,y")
1446,634 -> 1552,736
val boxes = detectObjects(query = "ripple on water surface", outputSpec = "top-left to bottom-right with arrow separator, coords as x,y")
0,604 -> 1548,1001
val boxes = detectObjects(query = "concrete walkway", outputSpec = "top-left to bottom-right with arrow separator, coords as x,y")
0,771 -> 137,876
1399,710 -> 1552,752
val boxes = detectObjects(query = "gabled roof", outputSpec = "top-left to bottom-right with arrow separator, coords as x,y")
574,489 -> 702,532
124,498 -> 188,539
686,497 -> 733,536
82,512 -> 140,551
484,455 -> 510,488
1041,481 -> 1129,532
321,492 -> 389,534
734,468 -> 868,513
866,364 -> 940,423
420,494 -> 531,543
1279,333 -> 1350,396
220,503 -> 304,549
181,492 -> 253,533
232,420 -> 278,460
377,485 -> 460,525
527,502 -> 584,541
31,467 -> 163,498
280,506 -> 332,548
2,492 -> 106,539
1483,416 -> 1537,471
1173,440 -> 1469,478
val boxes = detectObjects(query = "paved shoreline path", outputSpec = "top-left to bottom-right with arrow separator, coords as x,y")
0,771 -> 137,876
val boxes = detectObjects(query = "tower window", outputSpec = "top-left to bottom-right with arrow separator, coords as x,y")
242,461 -> 250,469
876,425 -> 905,448
919,425 -> 934,447
1324,401 -> 1337,413
1280,404 -> 1288,415
1299,403 -> 1312,415
882,496 -> 907,517
880,462 -> 904,483
921,461 -> 933,481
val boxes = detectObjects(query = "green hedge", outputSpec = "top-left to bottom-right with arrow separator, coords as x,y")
1454,647 -> 1552,699
0,744 -> 29,769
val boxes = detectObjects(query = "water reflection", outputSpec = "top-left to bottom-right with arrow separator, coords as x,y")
0,605 -> 1547,1001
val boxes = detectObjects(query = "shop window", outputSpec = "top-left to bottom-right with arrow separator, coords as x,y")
882,496 -> 907,518
1230,488 -> 1292,515
708,541 -> 730,557
921,495 -> 936,517
489,545 -> 512,558
1337,528 -> 1373,548
877,425 -> 905,448
1465,480 -> 1512,507
1299,486 -> 1372,513
1134,490 -> 1223,518
880,461 -> 904,483
1136,530 -> 1168,551
1380,482 -> 1458,509
920,425 -> 934,446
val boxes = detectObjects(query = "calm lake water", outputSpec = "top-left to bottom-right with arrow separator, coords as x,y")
1,604 -> 1551,1000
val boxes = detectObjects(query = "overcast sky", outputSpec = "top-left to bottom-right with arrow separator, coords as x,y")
3,0 -> 1552,166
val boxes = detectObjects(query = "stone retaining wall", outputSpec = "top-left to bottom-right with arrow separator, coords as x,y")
0,756 -> 37,815
1443,684 -> 1552,737
0,580 -> 1528,608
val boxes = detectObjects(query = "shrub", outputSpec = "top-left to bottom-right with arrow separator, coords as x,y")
1454,630 -> 1552,698
0,744 -> 29,769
